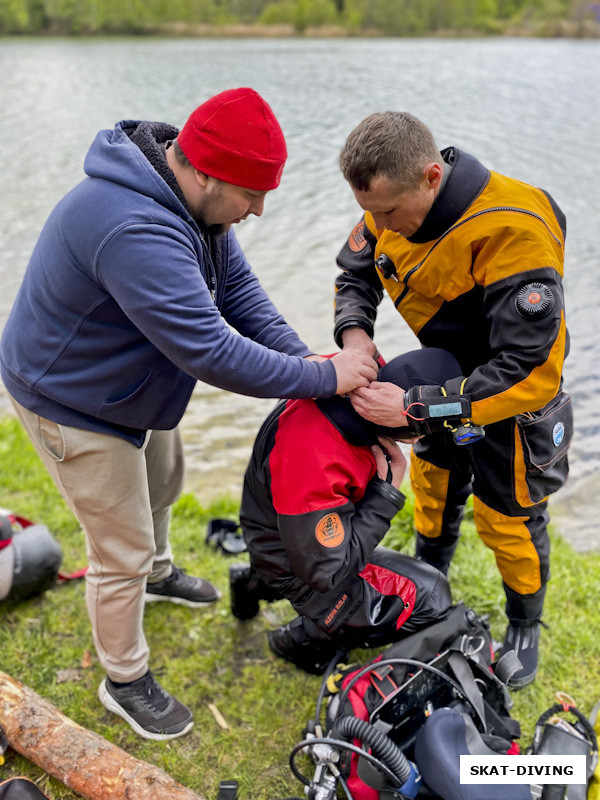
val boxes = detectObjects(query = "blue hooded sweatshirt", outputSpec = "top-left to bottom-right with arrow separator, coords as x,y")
0,120 -> 337,445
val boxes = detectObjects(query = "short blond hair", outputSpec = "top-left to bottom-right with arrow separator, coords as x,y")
339,111 -> 442,192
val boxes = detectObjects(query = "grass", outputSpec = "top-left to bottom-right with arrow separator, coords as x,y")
1,414 -> 600,799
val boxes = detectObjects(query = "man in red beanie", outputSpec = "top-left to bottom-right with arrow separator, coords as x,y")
0,87 -> 376,741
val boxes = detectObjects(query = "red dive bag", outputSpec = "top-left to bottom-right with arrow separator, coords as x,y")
0,509 -> 63,602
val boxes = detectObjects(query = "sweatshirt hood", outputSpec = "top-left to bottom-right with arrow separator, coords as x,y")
83,120 -> 188,218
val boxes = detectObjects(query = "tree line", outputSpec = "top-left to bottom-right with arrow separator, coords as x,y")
1,0 -> 598,36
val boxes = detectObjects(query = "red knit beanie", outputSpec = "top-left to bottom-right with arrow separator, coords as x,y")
177,87 -> 287,191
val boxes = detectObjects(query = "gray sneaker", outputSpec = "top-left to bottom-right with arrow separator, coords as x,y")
98,671 -> 193,740
145,566 -> 220,608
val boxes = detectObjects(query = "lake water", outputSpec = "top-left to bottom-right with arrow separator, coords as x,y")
1,36 -> 599,550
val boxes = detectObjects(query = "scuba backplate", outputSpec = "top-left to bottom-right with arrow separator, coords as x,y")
289,603 -> 526,800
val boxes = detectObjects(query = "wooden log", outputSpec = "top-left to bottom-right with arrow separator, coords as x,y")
0,670 -> 206,800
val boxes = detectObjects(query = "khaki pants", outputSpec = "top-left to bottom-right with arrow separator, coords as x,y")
11,398 -> 184,682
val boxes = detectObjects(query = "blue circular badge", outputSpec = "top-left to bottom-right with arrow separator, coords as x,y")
552,421 -> 565,447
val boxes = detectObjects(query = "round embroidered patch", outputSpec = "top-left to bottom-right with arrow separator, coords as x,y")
315,513 -> 345,548
515,282 -> 555,319
553,421 -> 565,447
348,220 -> 367,252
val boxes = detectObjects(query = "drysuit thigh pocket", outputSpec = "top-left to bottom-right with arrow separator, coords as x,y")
514,391 -> 573,506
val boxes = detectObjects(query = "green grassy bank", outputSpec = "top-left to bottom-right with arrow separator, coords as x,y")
1,414 -> 599,799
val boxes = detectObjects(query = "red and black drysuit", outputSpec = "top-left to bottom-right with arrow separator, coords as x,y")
239,390 -> 453,651
334,147 -> 572,625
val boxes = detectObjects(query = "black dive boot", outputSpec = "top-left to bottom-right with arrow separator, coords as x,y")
230,563 -> 259,619
229,563 -> 280,620
268,617 -> 342,675
500,621 -> 541,689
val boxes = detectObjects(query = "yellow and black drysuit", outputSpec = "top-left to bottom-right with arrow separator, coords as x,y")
334,147 -> 572,625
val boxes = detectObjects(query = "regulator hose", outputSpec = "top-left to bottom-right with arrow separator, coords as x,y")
334,715 -> 411,785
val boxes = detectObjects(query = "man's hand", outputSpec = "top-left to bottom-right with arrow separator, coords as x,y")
341,327 -> 378,358
330,349 -> 378,395
350,381 -> 409,428
371,436 -> 406,489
